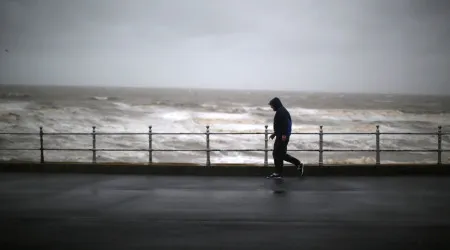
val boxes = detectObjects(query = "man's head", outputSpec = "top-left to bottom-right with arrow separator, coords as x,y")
269,97 -> 283,111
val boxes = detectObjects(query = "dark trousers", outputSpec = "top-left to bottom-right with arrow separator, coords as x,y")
273,137 -> 301,175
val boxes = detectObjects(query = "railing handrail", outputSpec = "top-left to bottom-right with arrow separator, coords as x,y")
0,125 -> 447,166
1,132 -> 448,135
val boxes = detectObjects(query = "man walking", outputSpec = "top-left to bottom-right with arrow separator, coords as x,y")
267,97 -> 304,178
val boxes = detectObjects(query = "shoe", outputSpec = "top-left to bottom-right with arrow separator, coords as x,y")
266,173 -> 282,179
296,162 -> 304,176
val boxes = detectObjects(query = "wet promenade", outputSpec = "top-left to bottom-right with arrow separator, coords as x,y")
1,173 -> 450,249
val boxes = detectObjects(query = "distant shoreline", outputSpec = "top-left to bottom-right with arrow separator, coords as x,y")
1,83 -> 449,98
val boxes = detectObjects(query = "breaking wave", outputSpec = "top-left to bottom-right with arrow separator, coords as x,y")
90,96 -> 120,101
1,90 -> 449,164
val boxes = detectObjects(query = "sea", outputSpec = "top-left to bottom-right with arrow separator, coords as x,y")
1,84 -> 449,165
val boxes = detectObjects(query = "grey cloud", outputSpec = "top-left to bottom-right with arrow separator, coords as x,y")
0,0 -> 449,95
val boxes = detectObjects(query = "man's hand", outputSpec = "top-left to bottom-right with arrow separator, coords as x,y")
270,133 -> 276,140
281,135 -> 287,141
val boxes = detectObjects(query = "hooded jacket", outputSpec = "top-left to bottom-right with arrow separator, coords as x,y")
269,97 -> 292,138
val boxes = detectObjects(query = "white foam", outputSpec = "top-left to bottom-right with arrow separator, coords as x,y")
113,102 -> 135,111
200,103 -> 218,109
211,124 -> 266,133
1,97 -> 449,165
291,125 -> 321,132
161,111 -> 191,121
195,112 -> 248,120
290,107 -> 321,116
291,107 -> 450,124
0,102 -> 29,112
92,96 -> 109,101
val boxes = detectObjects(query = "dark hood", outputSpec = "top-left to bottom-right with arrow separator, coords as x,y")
269,97 -> 283,110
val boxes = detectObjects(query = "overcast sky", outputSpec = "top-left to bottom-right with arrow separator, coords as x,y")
0,0 -> 449,94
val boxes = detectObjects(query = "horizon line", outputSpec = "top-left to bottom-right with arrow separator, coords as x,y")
1,83 -> 449,97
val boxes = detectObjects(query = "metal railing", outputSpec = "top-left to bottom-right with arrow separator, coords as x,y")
0,125 -> 448,166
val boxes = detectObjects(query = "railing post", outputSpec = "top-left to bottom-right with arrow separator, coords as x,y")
376,125 -> 380,165
206,125 -> 210,167
264,125 -> 269,167
438,126 -> 442,165
148,126 -> 153,164
92,126 -> 96,164
39,126 -> 44,163
319,125 -> 323,166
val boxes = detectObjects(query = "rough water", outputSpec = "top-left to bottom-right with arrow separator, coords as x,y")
1,84 -> 449,164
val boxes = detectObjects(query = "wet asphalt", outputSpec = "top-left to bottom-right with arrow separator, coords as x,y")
1,173 -> 450,249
